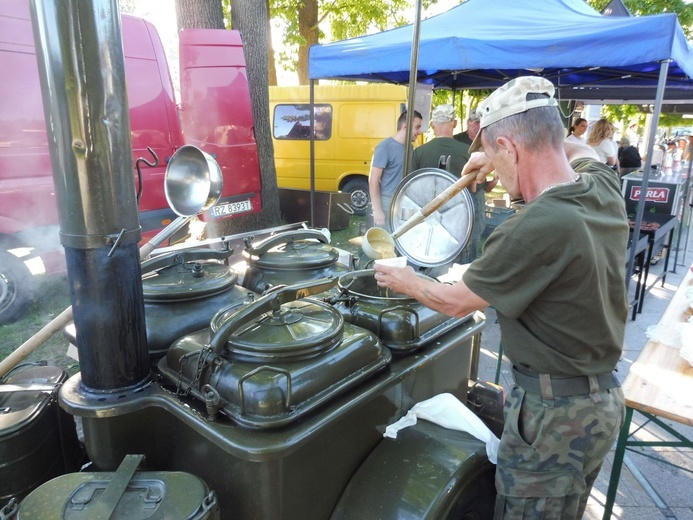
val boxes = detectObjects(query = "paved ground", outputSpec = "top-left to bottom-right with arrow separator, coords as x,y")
474,229 -> 693,519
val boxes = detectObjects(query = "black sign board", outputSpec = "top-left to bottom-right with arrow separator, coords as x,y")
621,177 -> 681,217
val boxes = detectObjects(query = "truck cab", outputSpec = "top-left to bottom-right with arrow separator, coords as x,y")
0,0 -> 261,324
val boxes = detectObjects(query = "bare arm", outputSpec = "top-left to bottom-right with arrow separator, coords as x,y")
563,140 -> 599,162
373,264 -> 489,318
369,166 -> 385,226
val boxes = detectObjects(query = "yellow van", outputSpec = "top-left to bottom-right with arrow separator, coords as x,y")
270,84 -> 409,214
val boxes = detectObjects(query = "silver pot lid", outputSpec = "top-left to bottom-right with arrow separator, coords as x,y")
140,249 -> 237,301
210,299 -> 343,361
243,229 -> 338,270
389,168 -> 474,267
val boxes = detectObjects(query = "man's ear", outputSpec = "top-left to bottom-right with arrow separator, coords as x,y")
496,136 -> 517,162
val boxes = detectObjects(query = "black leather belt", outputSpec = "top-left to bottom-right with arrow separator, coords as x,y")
512,366 -> 620,397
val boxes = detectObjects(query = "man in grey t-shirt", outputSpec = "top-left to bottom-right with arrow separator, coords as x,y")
369,110 -> 422,230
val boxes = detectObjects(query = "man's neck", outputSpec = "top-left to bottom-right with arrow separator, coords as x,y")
520,150 -> 576,202
392,129 -> 407,145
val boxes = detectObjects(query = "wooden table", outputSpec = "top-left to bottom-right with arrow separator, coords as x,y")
603,265 -> 693,519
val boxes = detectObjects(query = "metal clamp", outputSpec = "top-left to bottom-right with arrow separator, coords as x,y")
238,366 -> 292,415
377,305 -> 419,339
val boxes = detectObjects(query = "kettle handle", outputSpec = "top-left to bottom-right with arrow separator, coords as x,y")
208,277 -> 339,354
140,248 -> 234,275
245,229 -> 329,257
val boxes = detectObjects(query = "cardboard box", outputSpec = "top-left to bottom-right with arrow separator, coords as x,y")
279,189 -> 353,230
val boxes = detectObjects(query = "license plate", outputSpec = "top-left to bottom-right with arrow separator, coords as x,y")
209,199 -> 253,218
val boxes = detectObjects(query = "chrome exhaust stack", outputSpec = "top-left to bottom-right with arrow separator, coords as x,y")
30,0 -> 149,392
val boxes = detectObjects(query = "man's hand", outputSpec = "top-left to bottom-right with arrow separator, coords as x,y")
374,262 -> 490,318
460,152 -> 496,193
373,208 -> 386,227
373,263 -> 417,296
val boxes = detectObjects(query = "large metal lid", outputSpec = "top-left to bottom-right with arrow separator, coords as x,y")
389,168 -> 474,267
243,229 -> 338,271
211,299 -> 344,361
140,249 -> 237,302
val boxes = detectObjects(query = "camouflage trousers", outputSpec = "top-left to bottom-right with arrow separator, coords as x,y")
494,384 -> 625,519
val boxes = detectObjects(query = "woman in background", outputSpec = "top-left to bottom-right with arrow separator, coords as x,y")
587,118 -> 618,168
566,117 -> 587,143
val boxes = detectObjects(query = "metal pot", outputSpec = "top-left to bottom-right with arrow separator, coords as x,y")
158,279 -> 390,428
139,248 -> 256,359
241,229 -> 350,293
64,248 -> 257,361
327,269 -> 474,354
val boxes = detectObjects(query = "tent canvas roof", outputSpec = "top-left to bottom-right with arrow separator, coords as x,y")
308,0 -> 693,103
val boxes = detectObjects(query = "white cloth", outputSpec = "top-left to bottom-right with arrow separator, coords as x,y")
590,139 -> 617,164
565,134 -> 584,144
383,393 -> 500,464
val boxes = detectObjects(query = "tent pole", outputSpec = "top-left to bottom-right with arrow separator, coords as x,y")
310,79 -> 315,227
625,60 -> 669,292
673,151 -> 692,267
402,0 -> 422,177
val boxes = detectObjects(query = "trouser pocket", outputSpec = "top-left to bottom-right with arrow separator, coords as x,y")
494,467 -> 581,519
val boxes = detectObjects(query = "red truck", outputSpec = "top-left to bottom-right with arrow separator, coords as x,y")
0,1 -> 262,325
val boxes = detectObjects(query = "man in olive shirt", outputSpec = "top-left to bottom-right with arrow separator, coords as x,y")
411,104 -> 497,262
410,104 -> 470,174
453,109 -> 481,147
374,77 -> 628,519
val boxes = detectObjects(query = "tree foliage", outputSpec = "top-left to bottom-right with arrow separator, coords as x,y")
588,0 -> 693,37
271,0 -> 442,84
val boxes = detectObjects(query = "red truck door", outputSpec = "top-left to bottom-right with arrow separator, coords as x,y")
178,29 -> 262,220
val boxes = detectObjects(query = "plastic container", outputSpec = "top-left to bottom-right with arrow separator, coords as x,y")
16,454 -> 220,519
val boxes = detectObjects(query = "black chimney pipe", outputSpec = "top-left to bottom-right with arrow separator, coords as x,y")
30,0 -> 149,391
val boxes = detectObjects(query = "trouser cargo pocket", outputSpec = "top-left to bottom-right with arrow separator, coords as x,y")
494,467 -> 583,519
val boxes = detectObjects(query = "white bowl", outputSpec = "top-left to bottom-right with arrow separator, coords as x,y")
374,256 -> 407,268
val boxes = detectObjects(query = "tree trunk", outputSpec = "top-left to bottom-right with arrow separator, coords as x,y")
176,0 -> 225,29
297,0 -> 318,85
219,0 -> 282,234
266,0 -> 278,86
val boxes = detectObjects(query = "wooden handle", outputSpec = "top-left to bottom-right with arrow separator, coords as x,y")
391,169 -> 479,240
0,215 -> 194,378
420,169 -> 479,217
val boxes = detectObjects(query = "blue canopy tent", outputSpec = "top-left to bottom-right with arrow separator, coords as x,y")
308,0 -> 693,102
308,0 -> 693,300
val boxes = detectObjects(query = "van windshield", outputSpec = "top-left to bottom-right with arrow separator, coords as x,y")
273,104 -> 332,140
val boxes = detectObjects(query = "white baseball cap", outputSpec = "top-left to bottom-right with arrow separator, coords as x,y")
431,104 -> 455,123
469,76 -> 558,152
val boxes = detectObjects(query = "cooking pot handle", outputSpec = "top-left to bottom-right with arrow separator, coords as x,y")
140,248 -> 234,275
209,276 -> 339,354
245,229 -> 329,257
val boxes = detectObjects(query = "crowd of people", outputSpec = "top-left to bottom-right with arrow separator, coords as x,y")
564,116 -> 691,177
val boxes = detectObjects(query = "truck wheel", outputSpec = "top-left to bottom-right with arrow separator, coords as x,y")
331,421 -> 496,520
0,251 -> 33,325
342,178 -> 369,215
